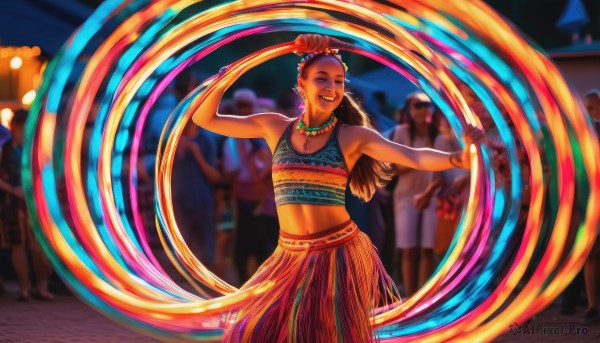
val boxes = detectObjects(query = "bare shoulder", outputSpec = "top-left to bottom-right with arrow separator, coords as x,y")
253,111 -> 292,124
257,112 -> 296,151
259,112 -> 295,132
247,111 -> 292,134
349,124 -> 379,134
339,124 -> 382,143
338,124 -> 385,165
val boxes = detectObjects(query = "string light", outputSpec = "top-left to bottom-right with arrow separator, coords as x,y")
22,90 -> 37,106
1,108 -> 14,128
10,56 -> 23,70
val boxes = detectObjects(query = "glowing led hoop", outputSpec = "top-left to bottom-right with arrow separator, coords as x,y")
23,0 -> 600,341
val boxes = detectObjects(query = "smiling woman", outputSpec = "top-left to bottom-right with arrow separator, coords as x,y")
190,33 -> 484,342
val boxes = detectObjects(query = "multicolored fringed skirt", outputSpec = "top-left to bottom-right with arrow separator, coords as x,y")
223,220 -> 401,342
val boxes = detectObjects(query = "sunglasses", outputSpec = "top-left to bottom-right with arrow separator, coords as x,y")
413,101 -> 432,109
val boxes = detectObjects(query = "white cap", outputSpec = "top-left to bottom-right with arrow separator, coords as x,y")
233,88 -> 257,104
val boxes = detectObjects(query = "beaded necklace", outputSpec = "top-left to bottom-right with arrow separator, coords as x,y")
296,113 -> 337,150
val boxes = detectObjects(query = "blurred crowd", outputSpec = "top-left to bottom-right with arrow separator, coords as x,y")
0,71 -> 599,325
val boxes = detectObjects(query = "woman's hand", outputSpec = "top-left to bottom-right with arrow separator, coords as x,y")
457,125 -> 486,169
294,34 -> 331,54
413,191 -> 433,210
294,34 -> 351,52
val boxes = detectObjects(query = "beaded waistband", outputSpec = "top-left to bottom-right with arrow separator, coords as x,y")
278,220 -> 359,251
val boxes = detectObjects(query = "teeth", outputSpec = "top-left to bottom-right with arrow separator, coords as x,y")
320,96 -> 335,102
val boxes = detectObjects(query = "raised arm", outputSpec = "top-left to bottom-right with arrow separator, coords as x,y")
192,33 -> 352,139
389,126 -> 413,175
191,70 -> 288,139
350,125 -> 484,171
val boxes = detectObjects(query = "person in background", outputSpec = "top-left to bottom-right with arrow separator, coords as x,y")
391,92 -> 440,297
222,88 -> 268,284
432,115 -> 470,260
0,109 -> 54,301
581,89 -> 600,324
0,122 -> 13,296
253,143 -> 280,261
172,121 -> 220,268
214,185 -> 235,280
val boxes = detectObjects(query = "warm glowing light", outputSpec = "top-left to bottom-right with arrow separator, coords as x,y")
10,56 -> 23,69
32,46 -> 41,57
0,47 -> 10,58
22,90 -> 37,106
1,108 -> 14,128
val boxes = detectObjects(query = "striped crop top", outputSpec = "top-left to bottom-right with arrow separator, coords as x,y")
272,119 -> 349,206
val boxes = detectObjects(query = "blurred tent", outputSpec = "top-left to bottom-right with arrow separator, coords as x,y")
556,0 -> 590,32
0,0 -> 93,55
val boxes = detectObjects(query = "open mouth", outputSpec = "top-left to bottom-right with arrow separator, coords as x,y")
319,95 -> 335,103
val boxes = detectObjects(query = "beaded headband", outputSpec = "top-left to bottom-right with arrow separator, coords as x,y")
297,48 -> 349,77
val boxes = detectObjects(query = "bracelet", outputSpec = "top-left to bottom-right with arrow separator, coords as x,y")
449,152 -> 462,168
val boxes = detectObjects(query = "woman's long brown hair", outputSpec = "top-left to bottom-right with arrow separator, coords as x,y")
335,94 -> 393,201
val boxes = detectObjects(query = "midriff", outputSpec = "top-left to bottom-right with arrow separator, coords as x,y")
276,204 -> 351,235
